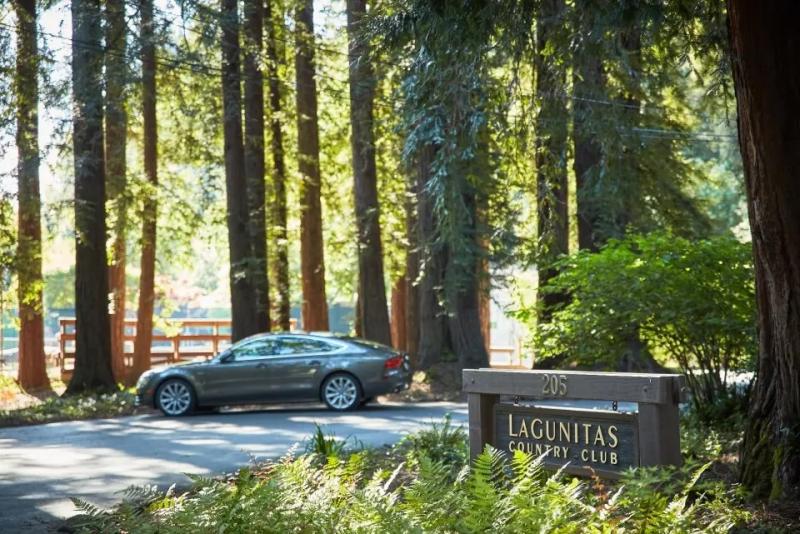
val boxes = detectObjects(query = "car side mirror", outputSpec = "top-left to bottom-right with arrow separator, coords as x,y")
219,352 -> 234,363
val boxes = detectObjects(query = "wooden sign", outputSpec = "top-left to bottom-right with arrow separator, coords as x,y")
464,369 -> 686,478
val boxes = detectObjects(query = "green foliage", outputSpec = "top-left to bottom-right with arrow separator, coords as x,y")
305,423 -> 349,458
0,389 -> 135,427
524,232 -> 756,409
371,0 -> 520,299
74,422 -> 748,533
397,413 -> 468,469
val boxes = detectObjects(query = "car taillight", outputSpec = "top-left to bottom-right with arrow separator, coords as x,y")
384,354 -> 404,370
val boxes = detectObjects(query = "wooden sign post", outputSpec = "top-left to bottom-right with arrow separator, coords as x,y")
463,369 -> 687,478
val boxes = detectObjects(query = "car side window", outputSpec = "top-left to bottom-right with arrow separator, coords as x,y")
232,339 -> 277,361
275,337 -> 336,355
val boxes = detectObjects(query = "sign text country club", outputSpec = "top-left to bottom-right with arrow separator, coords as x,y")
494,405 -> 638,474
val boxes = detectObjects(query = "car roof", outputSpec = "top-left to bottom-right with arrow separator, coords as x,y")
234,331 -> 393,351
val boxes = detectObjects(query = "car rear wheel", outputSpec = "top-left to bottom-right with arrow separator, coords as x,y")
156,379 -> 195,416
322,373 -> 361,411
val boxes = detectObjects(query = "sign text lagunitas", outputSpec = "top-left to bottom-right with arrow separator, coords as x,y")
495,404 -> 638,478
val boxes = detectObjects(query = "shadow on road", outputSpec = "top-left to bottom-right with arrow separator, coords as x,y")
0,401 -> 466,533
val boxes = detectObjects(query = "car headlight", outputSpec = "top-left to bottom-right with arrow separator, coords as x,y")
136,370 -> 156,389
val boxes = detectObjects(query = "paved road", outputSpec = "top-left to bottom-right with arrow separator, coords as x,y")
0,402 -> 467,532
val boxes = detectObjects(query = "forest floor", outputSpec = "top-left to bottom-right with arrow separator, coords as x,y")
0,373 -> 65,410
384,362 -> 465,402
0,375 -> 139,427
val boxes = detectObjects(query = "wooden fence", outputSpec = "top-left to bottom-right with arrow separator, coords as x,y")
57,317 -> 296,381
58,317 -> 524,381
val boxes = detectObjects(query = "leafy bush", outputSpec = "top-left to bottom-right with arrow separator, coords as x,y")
305,424 -> 350,458
396,413 -> 469,469
525,233 -> 756,412
71,423 -> 748,533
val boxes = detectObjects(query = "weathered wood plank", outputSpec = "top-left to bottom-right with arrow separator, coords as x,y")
468,392 -> 498,460
463,368 -> 687,404
637,402 -> 682,466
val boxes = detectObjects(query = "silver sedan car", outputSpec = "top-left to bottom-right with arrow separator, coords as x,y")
135,333 -> 412,416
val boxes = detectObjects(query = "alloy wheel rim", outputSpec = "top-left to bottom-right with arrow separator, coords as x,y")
325,376 -> 357,409
159,382 -> 191,415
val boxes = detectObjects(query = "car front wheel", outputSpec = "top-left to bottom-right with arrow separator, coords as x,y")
156,379 -> 195,416
322,373 -> 361,411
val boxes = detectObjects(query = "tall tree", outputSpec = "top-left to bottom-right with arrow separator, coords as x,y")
222,0 -> 259,341
390,275 -> 406,350
415,145 -> 447,369
265,0 -> 291,331
105,0 -> 128,382
346,0 -> 391,345
294,0 -> 329,331
243,0 -> 270,332
131,0 -> 157,381
67,0 -> 114,394
404,191 -> 419,359
14,0 -> 49,391
729,1 -> 800,500
535,0 -> 569,318
572,0 -> 605,251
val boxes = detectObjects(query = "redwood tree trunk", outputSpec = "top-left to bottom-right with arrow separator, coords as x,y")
729,0 -> 800,500
346,0 -> 391,345
446,189 -> 489,370
266,0 -> 291,331
105,0 -> 127,382
535,0 -> 569,319
243,0 -> 270,332
405,187 -> 420,362
222,0 -> 259,341
131,0 -> 157,382
67,0 -> 114,394
294,0 -> 329,331
416,145 -> 447,369
572,1 -> 604,251
390,275 -> 407,350
479,267 -> 491,355
15,0 -> 49,391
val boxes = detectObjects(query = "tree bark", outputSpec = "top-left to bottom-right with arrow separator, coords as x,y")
14,0 -> 50,391
222,0 -> 259,341
346,0 -> 391,345
265,0 -> 291,331
131,0 -> 157,383
243,0 -> 270,332
729,0 -> 800,500
405,184 -> 420,362
390,274 -> 407,350
535,0 -> 569,319
572,1 -> 605,251
105,0 -> 127,382
446,189 -> 489,370
416,145 -> 447,369
67,0 -> 114,394
479,266 -> 491,355
294,0 -> 329,331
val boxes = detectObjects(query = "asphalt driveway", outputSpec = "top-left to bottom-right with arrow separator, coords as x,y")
0,401 -> 467,532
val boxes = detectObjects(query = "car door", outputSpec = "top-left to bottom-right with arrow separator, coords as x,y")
198,338 -> 278,403
263,336 -> 339,401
